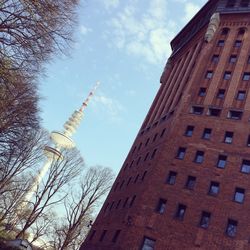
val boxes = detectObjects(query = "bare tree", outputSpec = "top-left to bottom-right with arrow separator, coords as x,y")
15,148 -> 84,239
52,166 -> 114,250
0,0 -> 79,77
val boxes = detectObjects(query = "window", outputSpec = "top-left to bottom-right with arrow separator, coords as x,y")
218,40 -> 225,46
99,230 -> 107,242
241,159 -> 250,173
116,199 -> 121,209
89,230 -> 96,241
127,177 -> 132,186
134,174 -> 139,183
234,188 -> 245,203
202,128 -> 212,140
217,155 -> 227,169
237,90 -> 246,100
208,181 -> 220,196
243,72 -> 250,81
228,110 -> 243,120
198,87 -> 206,97
185,125 -> 194,137
175,204 -> 186,220
229,55 -> 237,63
200,211 -> 211,229
223,71 -> 231,80
141,236 -> 156,250
240,0 -> 250,7
112,230 -> 121,243
206,71 -> 213,79
136,157 -> 141,165
144,152 -> 149,161
224,131 -> 234,144
123,197 -> 129,208
185,176 -> 196,189
212,55 -> 219,63
226,0 -> 236,7
138,142 -> 142,151
194,151 -> 204,163
217,89 -> 226,99
153,133 -> 158,142
167,171 -> 177,185
145,138 -> 150,146
226,219 -> 238,237
156,198 -> 167,214
129,195 -> 136,207
208,108 -> 221,117
132,146 -> 137,154
176,147 -> 186,160
151,149 -> 157,159
248,55 -> 250,64
129,160 -> 134,168
234,40 -> 242,47
191,106 -> 204,115
247,135 -> 250,147
119,180 -> 125,189
160,128 -> 166,138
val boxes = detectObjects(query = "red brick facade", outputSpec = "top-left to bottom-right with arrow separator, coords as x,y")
81,1 -> 250,249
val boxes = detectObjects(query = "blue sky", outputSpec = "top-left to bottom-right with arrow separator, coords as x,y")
39,0 -> 207,175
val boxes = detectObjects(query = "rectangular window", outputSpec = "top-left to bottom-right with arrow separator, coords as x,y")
141,236 -> 156,250
208,108 -> 221,117
198,87 -> 206,97
194,151 -> 204,163
167,171 -> 177,185
212,54 -> 219,63
202,128 -> 212,140
236,91 -> 246,100
206,71 -> 213,79
248,55 -> 250,64
217,155 -> 227,169
234,40 -> 242,47
185,125 -> 194,137
217,89 -> 226,99
156,198 -> 167,214
145,138 -> 150,146
130,195 -> 136,207
151,149 -> 157,159
224,131 -> 234,144
247,135 -> 250,147
134,174 -> 139,183
200,211 -> 211,229
112,230 -> 121,243
228,110 -> 243,120
241,159 -> 250,173
208,181 -> 220,196
136,157 -> 141,165
99,230 -> 107,242
160,128 -> 166,138
217,40 -> 225,46
243,72 -> 250,81
123,197 -> 129,208
144,152 -> 149,161
226,219 -> 238,237
153,133 -> 158,142
224,71 -> 231,80
126,177 -> 132,186
141,171 -> 147,181
176,147 -> 186,160
234,187 -> 245,203
191,106 -> 204,115
116,199 -> 121,209
175,204 -> 187,220
185,176 -> 196,189
229,55 -> 237,63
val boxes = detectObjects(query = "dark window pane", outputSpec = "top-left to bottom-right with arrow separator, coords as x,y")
241,160 -> 250,173
217,89 -> 225,99
176,147 -> 186,159
167,171 -> 177,185
243,72 -> 250,81
228,110 -> 243,120
218,40 -> 225,46
141,171 -> 147,181
112,230 -> 121,243
217,155 -> 227,169
224,131 -> 234,144
221,28 -> 229,35
224,71 -> 231,80
160,128 -> 166,137
209,181 -> 220,195
212,55 -> 219,63
156,198 -> 167,214
192,106 -> 204,115
200,211 -> 211,229
235,40 -> 242,47
175,204 -> 186,220
202,128 -> 212,139
185,176 -> 196,189
208,108 -> 221,117
206,71 -> 213,79
198,87 -> 206,97
234,188 -> 245,203
99,230 -> 107,242
236,91 -> 246,100
229,55 -> 237,63
89,230 -> 96,241
130,195 -> 136,207
194,151 -> 204,163
226,219 -> 237,237
247,136 -> 250,147
185,125 -> 194,137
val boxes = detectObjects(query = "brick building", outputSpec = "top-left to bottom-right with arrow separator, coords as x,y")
81,0 -> 250,249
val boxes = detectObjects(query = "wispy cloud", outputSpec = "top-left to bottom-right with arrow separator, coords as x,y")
103,0 -> 120,10
104,0 -> 177,65
183,3 -> 200,22
79,24 -> 92,35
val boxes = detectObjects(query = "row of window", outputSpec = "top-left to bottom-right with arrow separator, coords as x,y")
166,172 -> 246,203
140,120 -> 168,137
176,146 -> 250,173
114,171 -> 148,192
154,200 -> 238,237
104,195 -> 137,213
205,69 -> 250,81
226,0 -> 250,8
198,87 -> 248,102
191,105 -> 245,120
184,125 -> 250,146
88,229 -> 121,244
211,53 -> 250,65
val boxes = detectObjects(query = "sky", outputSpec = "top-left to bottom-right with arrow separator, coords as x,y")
39,0 -> 207,175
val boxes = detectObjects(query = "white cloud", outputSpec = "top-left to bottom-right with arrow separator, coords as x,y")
79,24 -> 92,35
103,0 -> 120,10
183,3 -> 200,22
104,0 -> 177,65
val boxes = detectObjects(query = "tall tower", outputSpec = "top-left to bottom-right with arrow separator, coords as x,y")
81,1 -> 250,249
